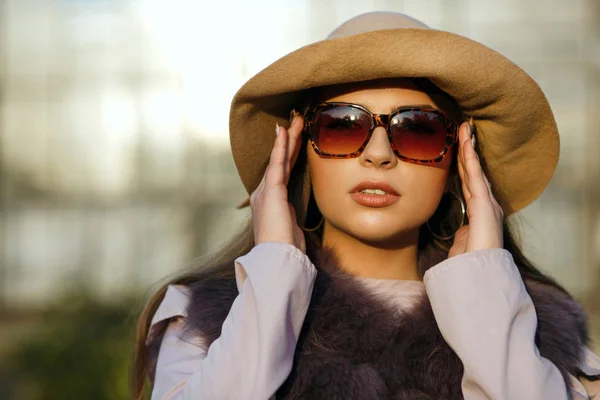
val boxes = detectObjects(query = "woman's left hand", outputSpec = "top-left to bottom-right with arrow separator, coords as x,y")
448,120 -> 504,258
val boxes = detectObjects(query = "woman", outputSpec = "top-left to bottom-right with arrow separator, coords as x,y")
132,12 -> 600,399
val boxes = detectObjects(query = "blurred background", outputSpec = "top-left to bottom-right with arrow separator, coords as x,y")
0,0 -> 599,398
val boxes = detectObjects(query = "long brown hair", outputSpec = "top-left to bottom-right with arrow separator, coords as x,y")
130,80 -> 569,399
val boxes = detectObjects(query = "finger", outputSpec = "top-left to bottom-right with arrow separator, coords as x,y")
284,114 -> 304,184
479,169 -> 501,212
481,171 -> 503,216
250,161 -> 268,205
288,202 -> 298,224
457,122 -> 471,199
457,152 -> 471,200
481,169 -> 494,199
461,128 -> 489,199
282,128 -> 291,182
265,124 -> 288,186
287,115 -> 304,173
457,121 -> 471,160
458,122 -> 469,179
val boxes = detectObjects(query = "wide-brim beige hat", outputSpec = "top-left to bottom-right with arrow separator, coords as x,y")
229,11 -> 559,216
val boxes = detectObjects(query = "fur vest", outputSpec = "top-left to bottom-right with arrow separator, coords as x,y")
186,248 -> 589,399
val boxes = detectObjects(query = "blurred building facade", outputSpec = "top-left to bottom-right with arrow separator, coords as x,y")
0,0 -> 599,338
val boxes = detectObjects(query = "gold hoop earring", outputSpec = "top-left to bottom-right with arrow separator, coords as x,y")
426,191 -> 466,241
301,216 -> 324,232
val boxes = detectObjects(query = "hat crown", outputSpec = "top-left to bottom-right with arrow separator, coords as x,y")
327,11 -> 429,40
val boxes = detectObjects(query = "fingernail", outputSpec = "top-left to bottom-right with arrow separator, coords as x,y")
467,117 -> 473,138
275,122 -> 280,136
468,117 -> 477,148
289,109 -> 298,124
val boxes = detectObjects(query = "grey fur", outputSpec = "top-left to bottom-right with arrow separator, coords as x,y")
185,248 -> 590,399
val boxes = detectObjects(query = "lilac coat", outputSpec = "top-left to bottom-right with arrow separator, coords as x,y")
147,243 -> 600,399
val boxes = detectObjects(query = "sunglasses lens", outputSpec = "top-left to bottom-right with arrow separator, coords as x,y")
390,111 -> 450,160
313,105 -> 371,156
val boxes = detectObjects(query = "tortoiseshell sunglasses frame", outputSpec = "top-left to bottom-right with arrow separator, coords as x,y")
303,101 -> 458,165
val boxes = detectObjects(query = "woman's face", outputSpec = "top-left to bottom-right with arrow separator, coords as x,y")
307,78 -> 455,245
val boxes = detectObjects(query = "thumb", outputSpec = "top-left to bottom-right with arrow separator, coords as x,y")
288,203 -> 298,225
454,224 -> 469,240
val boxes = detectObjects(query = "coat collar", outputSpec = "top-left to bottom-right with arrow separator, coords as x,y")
186,247 -> 591,399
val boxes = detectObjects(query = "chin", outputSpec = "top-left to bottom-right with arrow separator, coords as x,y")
344,220 -> 421,245
322,202 -> 430,245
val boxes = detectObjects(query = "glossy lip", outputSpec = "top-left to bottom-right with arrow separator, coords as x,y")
349,181 -> 401,208
350,181 -> 400,196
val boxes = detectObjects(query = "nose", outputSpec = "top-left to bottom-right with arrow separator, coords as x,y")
359,127 -> 398,169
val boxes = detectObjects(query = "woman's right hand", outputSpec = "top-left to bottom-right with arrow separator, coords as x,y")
250,112 -> 306,253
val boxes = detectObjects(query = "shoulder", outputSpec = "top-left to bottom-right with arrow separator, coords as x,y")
145,284 -> 207,388
146,284 -> 192,345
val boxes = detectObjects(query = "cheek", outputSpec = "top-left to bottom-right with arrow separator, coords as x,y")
408,169 -> 447,204
307,148 -> 345,208
403,160 -> 452,217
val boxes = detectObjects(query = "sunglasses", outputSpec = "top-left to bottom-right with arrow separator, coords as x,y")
303,102 -> 458,164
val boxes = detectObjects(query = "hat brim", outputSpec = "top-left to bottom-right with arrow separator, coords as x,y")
229,28 -> 559,215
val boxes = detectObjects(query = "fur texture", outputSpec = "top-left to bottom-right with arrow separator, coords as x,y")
185,248 -> 589,399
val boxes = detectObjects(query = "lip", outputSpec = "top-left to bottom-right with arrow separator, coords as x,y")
350,181 -> 401,208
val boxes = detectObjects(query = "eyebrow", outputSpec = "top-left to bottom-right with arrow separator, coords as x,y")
391,103 -> 438,112
354,102 -> 439,113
